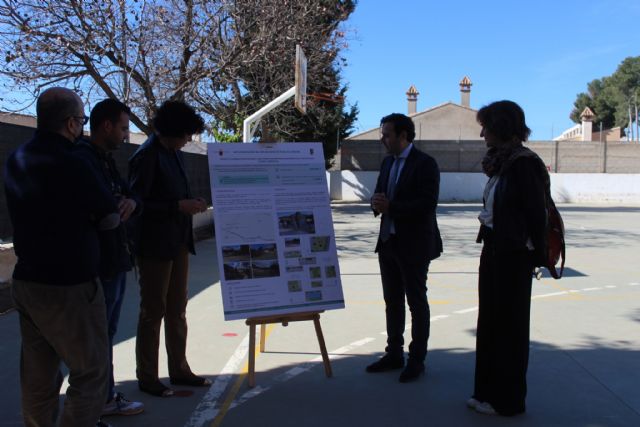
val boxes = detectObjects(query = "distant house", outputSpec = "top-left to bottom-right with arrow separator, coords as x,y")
0,111 -> 37,128
346,76 -> 482,141
554,107 -> 625,142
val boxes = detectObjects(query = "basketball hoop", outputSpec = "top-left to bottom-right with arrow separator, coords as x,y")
308,92 -> 344,104
295,44 -> 307,114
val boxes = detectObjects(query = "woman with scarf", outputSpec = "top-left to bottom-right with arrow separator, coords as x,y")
468,100 -> 549,416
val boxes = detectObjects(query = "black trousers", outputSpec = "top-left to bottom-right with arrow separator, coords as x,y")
378,236 -> 431,362
474,233 -> 533,415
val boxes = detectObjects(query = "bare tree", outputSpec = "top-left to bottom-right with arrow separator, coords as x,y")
0,0 -> 356,146
206,0 -> 359,166
1,0 -> 236,133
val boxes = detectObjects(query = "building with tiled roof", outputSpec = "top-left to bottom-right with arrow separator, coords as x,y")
347,76 -> 482,141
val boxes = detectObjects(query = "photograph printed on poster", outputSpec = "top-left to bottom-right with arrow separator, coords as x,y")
310,236 -> 330,252
285,237 -> 301,247
277,211 -> 316,235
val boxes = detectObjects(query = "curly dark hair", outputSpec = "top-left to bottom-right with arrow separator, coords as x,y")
476,100 -> 531,143
380,113 -> 416,142
153,100 -> 205,137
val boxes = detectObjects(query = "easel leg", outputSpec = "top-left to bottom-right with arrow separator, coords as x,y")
248,323 -> 256,388
259,323 -> 266,353
313,316 -> 333,378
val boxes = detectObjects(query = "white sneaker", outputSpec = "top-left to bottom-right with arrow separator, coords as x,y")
102,392 -> 145,416
466,397 -> 481,409
474,401 -> 497,415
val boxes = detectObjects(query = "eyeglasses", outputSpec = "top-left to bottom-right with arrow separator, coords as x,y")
71,115 -> 89,125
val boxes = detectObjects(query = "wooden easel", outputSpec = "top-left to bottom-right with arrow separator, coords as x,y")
245,311 -> 332,388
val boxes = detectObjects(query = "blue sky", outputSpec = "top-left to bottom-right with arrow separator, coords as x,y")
341,0 -> 640,140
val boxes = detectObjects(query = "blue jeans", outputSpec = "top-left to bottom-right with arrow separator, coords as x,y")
101,271 -> 127,402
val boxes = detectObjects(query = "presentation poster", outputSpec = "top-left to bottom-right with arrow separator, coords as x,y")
207,143 -> 345,320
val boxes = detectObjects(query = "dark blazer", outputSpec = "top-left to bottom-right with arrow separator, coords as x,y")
490,155 -> 548,266
5,131 -> 118,285
128,134 -> 195,259
374,146 -> 443,262
74,140 -> 142,278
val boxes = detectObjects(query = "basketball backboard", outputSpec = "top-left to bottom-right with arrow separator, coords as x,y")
295,44 -> 307,114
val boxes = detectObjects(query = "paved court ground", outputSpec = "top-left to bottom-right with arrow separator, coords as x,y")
1,203 -> 639,427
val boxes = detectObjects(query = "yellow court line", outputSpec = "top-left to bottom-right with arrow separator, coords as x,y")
544,281 -> 586,300
210,324 -> 276,427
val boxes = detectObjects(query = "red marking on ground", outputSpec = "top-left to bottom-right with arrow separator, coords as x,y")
223,333 -> 238,337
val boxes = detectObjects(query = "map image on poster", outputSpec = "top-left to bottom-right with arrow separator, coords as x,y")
207,143 -> 345,320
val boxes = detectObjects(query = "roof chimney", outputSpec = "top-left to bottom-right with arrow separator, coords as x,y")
580,107 -> 595,142
406,85 -> 419,115
459,76 -> 472,107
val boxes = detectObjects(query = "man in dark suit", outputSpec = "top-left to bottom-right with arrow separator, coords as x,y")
367,113 -> 443,383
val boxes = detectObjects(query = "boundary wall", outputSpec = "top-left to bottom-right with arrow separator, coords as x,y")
327,171 -> 640,204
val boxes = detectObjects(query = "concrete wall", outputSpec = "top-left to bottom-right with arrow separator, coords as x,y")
328,171 -> 640,204
341,139 -> 640,173
341,139 -> 487,172
0,123 -> 36,239
550,174 -> 640,203
328,171 -> 487,202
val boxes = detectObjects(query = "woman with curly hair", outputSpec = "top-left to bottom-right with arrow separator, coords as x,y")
129,100 -> 210,397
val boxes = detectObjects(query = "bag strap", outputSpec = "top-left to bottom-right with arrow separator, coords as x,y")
547,201 -> 565,279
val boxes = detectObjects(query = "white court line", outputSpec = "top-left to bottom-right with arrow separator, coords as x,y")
454,307 -> 478,314
532,291 -> 569,299
184,333 -> 250,427
186,281 -> 637,425
230,337 -> 376,409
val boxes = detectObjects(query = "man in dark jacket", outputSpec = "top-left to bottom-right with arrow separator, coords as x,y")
129,100 -> 209,397
367,113 -> 443,383
74,99 -> 144,417
5,87 -> 118,426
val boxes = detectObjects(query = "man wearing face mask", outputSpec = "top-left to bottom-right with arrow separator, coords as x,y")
367,113 -> 443,383
4,87 -> 119,426
74,99 -> 145,418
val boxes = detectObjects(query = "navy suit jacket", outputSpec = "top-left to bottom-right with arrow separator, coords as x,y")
373,146 -> 443,262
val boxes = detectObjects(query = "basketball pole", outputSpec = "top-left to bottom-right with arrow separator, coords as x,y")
243,86 -> 296,142
242,45 -> 307,142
